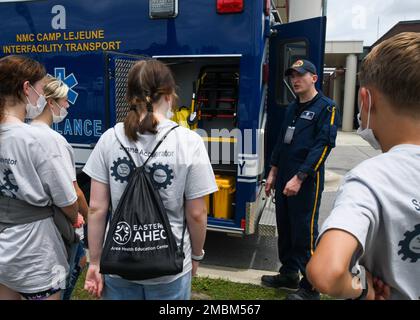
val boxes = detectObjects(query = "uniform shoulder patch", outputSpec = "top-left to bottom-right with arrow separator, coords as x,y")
327,105 -> 336,113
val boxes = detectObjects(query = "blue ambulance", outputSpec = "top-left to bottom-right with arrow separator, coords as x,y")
0,0 -> 326,235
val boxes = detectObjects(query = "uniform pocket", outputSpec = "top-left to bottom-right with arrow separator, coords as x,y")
294,119 -> 314,135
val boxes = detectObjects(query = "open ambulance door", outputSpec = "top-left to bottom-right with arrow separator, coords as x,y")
106,52 -> 149,127
259,17 -> 326,237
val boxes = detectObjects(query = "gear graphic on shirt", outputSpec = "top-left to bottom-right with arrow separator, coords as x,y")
3,169 -> 18,192
148,163 -> 174,190
0,185 -> 17,199
398,224 -> 420,263
110,157 -> 135,183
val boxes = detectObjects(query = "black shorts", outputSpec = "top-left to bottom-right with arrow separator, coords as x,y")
19,287 -> 61,300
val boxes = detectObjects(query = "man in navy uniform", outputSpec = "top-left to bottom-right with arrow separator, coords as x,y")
261,59 -> 339,300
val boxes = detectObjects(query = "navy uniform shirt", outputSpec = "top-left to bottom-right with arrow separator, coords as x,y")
270,92 -> 340,182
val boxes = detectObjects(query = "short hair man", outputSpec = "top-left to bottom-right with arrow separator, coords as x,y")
307,32 -> 420,300
261,59 -> 339,300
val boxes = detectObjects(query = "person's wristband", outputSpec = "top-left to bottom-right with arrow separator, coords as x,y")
191,249 -> 205,262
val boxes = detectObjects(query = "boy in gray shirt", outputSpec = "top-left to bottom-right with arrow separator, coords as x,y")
306,32 -> 420,300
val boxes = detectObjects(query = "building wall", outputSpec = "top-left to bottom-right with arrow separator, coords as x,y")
371,22 -> 420,47
288,0 -> 323,22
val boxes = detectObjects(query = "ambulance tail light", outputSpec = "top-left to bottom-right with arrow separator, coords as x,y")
241,218 -> 246,230
263,63 -> 269,84
217,0 -> 244,14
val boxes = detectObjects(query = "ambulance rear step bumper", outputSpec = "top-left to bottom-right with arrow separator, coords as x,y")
258,195 -> 278,237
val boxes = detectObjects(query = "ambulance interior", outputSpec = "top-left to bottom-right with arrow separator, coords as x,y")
158,57 -> 240,223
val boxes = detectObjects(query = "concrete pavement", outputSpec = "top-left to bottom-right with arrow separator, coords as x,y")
197,265 -> 278,286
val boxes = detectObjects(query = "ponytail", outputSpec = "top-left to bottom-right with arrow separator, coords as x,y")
124,96 -> 158,141
124,59 -> 176,141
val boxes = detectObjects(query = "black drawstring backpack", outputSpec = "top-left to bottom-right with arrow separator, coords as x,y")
100,125 -> 186,280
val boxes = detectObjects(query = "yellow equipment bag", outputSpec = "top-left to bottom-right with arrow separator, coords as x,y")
213,175 -> 235,219
172,106 -> 191,129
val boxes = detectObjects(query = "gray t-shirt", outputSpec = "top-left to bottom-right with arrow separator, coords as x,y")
30,121 -> 84,239
0,122 -> 77,293
319,144 -> 420,300
31,121 -> 76,182
83,120 -> 218,284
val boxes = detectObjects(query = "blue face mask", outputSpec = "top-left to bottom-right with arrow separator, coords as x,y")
356,89 -> 381,150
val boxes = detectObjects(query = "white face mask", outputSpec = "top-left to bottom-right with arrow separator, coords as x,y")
356,89 -> 381,150
165,96 -> 174,119
52,101 -> 68,123
26,85 -> 47,119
